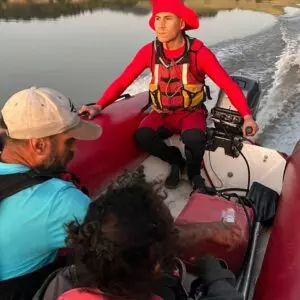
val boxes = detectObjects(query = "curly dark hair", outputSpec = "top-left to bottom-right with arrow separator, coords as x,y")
66,168 -> 177,300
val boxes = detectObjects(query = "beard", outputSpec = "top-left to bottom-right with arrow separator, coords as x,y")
43,151 -> 74,173
36,141 -> 74,175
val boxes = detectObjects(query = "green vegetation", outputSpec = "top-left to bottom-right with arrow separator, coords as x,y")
0,0 -> 299,21
0,0 -> 144,20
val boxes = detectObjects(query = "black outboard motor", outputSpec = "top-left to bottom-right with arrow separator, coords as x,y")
211,76 -> 261,134
207,76 -> 261,157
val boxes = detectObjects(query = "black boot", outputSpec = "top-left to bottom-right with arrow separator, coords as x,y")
181,130 -> 207,192
135,128 -> 185,188
192,174 -> 207,193
165,165 -> 182,189
192,175 -> 216,195
165,147 -> 185,189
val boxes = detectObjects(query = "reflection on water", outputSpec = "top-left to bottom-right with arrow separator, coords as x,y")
0,0 -> 299,20
0,8 -> 277,103
0,2 -> 299,153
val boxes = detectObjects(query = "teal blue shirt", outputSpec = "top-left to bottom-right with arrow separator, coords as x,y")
0,162 -> 90,280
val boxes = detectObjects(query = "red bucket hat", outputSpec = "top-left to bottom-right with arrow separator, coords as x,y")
149,0 -> 199,31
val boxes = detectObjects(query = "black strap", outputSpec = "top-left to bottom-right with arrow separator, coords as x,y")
204,85 -> 212,100
154,35 -> 191,67
190,40 -> 204,80
149,89 -> 163,111
0,170 -> 54,201
141,93 -> 152,113
0,257 -> 67,300
150,40 -> 154,72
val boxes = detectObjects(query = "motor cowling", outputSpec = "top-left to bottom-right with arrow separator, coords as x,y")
211,76 -> 261,135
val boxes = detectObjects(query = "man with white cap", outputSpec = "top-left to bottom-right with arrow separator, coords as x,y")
0,87 -> 102,299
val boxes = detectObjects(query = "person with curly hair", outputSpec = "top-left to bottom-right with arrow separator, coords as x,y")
34,175 -> 242,300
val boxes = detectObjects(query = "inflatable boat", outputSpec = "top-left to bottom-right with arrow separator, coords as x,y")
68,76 -> 300,300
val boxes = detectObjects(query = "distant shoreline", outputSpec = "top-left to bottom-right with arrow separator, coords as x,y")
1,0 -> 300,20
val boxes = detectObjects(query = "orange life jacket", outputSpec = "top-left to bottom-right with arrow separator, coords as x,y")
149,35 -> 206,114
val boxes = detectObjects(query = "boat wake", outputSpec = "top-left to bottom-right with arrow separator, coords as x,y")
257,12 -> 300,153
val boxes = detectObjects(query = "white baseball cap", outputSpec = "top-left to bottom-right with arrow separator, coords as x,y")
1,87 -> 102,140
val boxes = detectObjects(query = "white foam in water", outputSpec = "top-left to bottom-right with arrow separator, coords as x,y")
295,33 -> 300,65
257,25 -> 300,135
125,73 -> 149,95
283,6 -> 300,16
214,44 -> 245,62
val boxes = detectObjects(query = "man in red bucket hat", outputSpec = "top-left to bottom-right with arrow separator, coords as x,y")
80,0 -> 259,192
149,0 -> 200,31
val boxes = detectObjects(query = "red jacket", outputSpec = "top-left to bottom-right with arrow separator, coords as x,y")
58,289 -> 162,300
97,41 -> 251,117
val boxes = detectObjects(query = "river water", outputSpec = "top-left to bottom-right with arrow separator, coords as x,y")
0,3 -> 299,153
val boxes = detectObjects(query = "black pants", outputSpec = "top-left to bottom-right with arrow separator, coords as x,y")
135,127 -> 206,181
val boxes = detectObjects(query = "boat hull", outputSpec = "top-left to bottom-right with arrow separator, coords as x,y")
68,92 -> 300,299
68,92 -> 148,197
254,141 -> 300,300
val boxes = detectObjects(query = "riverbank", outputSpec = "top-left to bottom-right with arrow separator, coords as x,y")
1,0 -> 300,20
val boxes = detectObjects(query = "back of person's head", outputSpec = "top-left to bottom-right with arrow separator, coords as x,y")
66,169 -> 177,300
